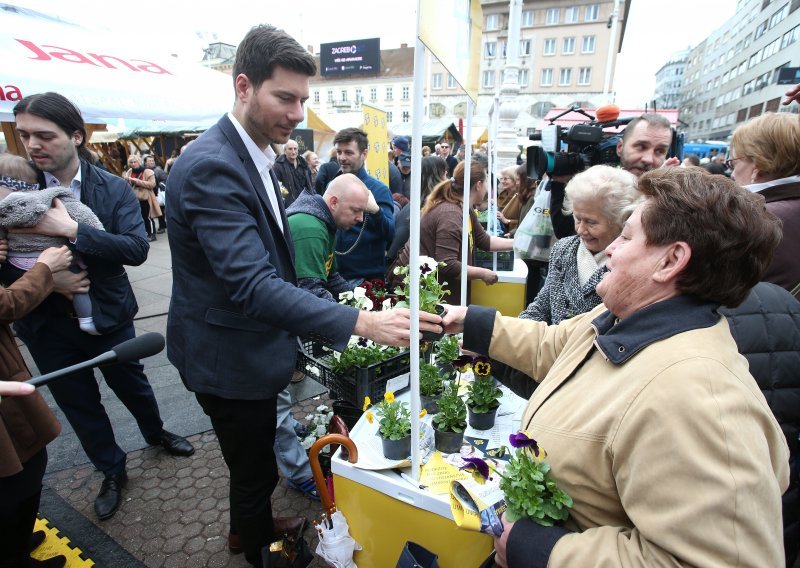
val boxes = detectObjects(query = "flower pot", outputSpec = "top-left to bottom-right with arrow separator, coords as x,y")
381,435 -> 411,460
436,362 -> 456,382
434,428 -> 464,454
468,406 -> 498,430
420,393 -> 440,414
421,305 -> 446,342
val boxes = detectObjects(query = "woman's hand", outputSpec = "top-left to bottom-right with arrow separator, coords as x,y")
493,513 -> 516,568
37,245 -> 73,273
0,380 -> 35,397
481,268 -> 499,285
497,211 -> 509,224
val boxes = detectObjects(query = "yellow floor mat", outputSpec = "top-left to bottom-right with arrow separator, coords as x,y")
31,516 -> 94,567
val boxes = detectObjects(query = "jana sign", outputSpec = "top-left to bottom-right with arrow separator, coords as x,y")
0,6 -> 231,122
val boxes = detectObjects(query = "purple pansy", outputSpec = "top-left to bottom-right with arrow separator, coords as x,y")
452,355 -> 473,372
509,432 -> 541,457
460,457 -> 491,483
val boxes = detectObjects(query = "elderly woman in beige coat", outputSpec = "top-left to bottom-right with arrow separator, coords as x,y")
444,168 -> 789,568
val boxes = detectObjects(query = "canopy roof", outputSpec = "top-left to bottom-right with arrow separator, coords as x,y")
389,119 -> 464,148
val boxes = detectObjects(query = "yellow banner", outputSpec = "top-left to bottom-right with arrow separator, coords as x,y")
361,103 -> 389,185
419,0 -> 482,102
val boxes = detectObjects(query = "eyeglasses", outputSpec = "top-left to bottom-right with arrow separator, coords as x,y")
441,145 -> 449,149
724,157 -> 747,169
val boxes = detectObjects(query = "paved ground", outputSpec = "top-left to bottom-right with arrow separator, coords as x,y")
25,233 -> 334,567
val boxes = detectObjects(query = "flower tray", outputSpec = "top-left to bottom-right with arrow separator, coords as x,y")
296,339 -> 411,406
473,250 -> 514,271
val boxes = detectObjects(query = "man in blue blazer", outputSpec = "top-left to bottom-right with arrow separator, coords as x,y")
166,24 -> 442,565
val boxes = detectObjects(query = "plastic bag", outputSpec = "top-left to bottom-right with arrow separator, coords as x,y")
513,184 -> 553,261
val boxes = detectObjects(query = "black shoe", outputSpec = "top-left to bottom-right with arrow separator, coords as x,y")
29,529 -> 46,552
147,234 -> 156,242
146,430 -> 195,456
30,556 -> 67,567
156,228 -> 166,234
94,471 -> 127,520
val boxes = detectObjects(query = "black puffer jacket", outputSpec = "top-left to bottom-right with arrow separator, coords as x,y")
721,282 -> 800,567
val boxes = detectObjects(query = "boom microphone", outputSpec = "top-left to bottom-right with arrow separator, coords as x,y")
27,332 -> 165,388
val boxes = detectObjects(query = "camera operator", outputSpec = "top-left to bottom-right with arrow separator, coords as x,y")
549,113 -> 678,238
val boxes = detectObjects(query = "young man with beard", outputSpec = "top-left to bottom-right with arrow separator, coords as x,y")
8,92 -> 194,522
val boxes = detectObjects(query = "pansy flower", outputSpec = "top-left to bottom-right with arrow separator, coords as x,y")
452,355 -> 473,372
509,431 -> 546,461
365,411 -> 374,424
372,279 -> 385,289
357,337 -> 369,348
472,356 -> 492,377
384,391 -> 395,404
363,396 -> 371,411
460,457 -> 491,484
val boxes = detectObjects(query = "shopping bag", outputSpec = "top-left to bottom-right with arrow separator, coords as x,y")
396,541 -> 440,568
261,533 -> 313,568
514,185 -> 553,261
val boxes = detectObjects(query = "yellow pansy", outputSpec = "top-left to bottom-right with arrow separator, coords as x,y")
366,411 -> 374,424
384,391 -> 395,404
419,409 -> 427,418
363,396 -> 371,411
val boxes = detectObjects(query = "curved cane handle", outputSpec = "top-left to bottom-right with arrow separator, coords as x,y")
309,433 -> 358,515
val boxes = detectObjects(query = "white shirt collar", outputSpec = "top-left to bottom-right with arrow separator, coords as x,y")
744,175 -> 800,193
227,112 -> 277,174
45,166 -> 82,199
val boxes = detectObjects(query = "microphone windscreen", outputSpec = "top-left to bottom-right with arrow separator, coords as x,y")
595,104 -> 620,122
112,332 -> 165,363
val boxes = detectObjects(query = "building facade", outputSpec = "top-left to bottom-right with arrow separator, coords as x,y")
653,49 -> 689,110
679,0 -> 800,142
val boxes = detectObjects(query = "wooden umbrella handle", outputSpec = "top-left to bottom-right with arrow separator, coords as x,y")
309,433 -> 358,515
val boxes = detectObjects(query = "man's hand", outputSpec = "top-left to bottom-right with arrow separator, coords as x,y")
11,199 -> 78,240
0,380 -> 35,397
0,239 -> 8,264
52,269 -> 89,301
493,513 -> 516,568
366,190 -> 380,215
661,157 -> 681,168
441,304 -> 468,335
353,308 -> 443,346
783,83 -> 800,106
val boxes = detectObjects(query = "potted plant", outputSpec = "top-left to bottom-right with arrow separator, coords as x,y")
419,361 -> 445,414
363,392 -> 426,460
432,382 -> 467,453
393,255 -> 450,341
465,357 -> 502,430
434,335 -> 459,380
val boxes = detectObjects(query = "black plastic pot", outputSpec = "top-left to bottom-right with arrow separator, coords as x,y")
421,305 -> 446,342
420,393 -> 440,414
381,435 -> 411,460
434,428 -> 465,454
467,406 -> 498,430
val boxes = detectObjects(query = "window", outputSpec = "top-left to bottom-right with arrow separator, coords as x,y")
768,3 -> 788,28
313,90 -> 320,103
582,35 -> 596,53
540,68 -> 553,86
744,33 -> 752,48
482,70 -> 495,88
559,68 -> 572,86
749,102 -> 763,119
486,14 -> 500,30
763,38 -> 780,59
748,50 -> 762,68
565,6 -> 579,23
447,74 -> 457,88
402,86 -> 410,100
402,111 -> 410,122
387,111 -> 393,123
781,25 -> 799,49
485,41 -> 497,58
432,73 -> 442,89
563,37 -> 576,54
340,89 -> 348,102
521,10 -> 534,27
543,38 -> 556,55
584,4 -> 599,21
326,90 -> 333,103
765,97 -> 781,112
518,68 -> 529,86
546,8 -> 559,25
369,87 -> 377,101
385,86 -> 393,100
355,88 -> 362,103
578,67 -> 592,85
754,20 -> 768,39
520,39 -> 531,56
737,108 -> 748,122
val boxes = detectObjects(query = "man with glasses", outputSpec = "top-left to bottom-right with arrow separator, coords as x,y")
439,141 -> 458,177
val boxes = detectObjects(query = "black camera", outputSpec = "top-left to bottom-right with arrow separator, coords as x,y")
527,107 -> 632,179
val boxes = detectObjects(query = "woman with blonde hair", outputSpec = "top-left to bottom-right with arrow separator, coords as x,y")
123,155 -> 160,242
389,160 -> 513,302
303,150 -> 320,187
729,112 -> 800,298
496,165 -> 522,235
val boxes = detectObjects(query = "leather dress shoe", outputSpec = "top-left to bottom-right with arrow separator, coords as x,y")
156,227 -> 166,234
227,517 -> 307,554
146,430 -> 195,456
30,556 -> 67,567
30,529 -> 46,552
94,471 -> 127,520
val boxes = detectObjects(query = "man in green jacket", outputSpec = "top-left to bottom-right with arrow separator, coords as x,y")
286,173 -> 377,301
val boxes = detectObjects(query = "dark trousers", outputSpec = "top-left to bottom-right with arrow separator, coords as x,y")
18,319 -> 163,476
196,393 -> 278,566
139,200 -> 153,237
0,449 -> 47,568
523,259 -> 548,306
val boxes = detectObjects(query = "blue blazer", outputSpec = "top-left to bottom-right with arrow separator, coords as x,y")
165,115 -> 358,400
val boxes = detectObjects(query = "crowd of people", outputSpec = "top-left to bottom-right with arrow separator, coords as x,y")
0,21 -> 799,568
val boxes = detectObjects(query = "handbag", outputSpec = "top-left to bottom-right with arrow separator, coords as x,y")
501,193 -> 522,233
396,541 -> 440,568
261,533 -> 313,568
514,184 -> 553,261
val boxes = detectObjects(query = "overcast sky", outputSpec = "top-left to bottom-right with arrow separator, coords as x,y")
11,0 -> 737,108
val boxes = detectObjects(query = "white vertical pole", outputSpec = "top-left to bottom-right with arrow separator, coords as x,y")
460,100 -> 473,307
603,0 -> 620,100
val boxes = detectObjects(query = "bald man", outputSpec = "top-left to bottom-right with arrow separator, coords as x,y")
274,139 -> 314,207
286,174 -> 378,300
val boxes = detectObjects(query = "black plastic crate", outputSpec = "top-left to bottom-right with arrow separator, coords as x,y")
473,250 -> 514,271
296,339 -> 410,406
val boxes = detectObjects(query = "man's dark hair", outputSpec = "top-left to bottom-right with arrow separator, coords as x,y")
333,128 -> 369,153
233,24 -> 316,90
622,113 -> 672,143
684,155 -> 700,166
13,92 -> 91,160
638,167 -> 782,307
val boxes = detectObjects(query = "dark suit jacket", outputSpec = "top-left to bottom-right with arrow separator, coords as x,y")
1,159 -> 148,335
165,115 -> 358,400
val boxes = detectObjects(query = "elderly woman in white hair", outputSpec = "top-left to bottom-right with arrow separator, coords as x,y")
520,165 -> 640,324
